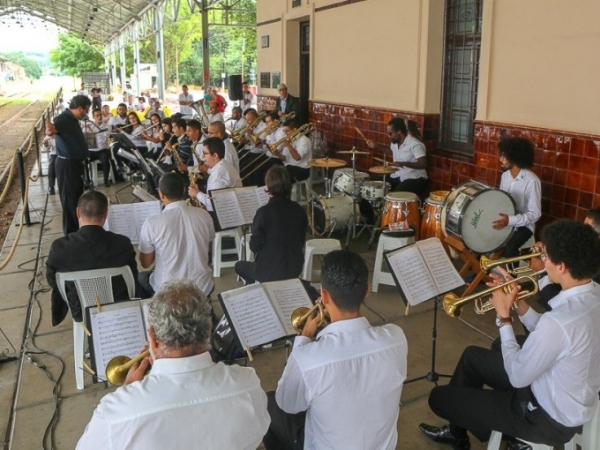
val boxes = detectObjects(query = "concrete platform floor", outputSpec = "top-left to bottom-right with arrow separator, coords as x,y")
0,155 -> 504,449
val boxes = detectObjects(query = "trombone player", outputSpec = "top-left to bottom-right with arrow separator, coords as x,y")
273,120 -> 312,182
420,220 -> 600,450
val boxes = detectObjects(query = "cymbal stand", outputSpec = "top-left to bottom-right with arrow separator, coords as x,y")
367,154 -> 390,249
344,148 -> 364,250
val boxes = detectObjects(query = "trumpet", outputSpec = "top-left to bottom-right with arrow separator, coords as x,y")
480,252 -> 542,275
291,301 -> 328,333
442,269 -> 546,318
105,350 -> 150,386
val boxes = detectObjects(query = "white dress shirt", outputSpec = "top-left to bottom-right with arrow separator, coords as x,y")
282,134 -> 312,168
209,112 -> 224,123
224,139 -> 240,173
241,91 -> 256,113
196,159 -> 242,211
83,122 -> 110,150
178,93 -> 194,115
389,134 -> 427,181
265,126 -> 286,156
246,121 -> 267,153
108,115 -> 127,131
76,352 -> 270,450
228,117 -> 247,132
276,317 -> 408,450
499,168 -> 541,232
500,281 -> 600,427
138,201 -> 215,294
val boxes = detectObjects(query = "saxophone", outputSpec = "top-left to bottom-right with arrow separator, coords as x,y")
186,141 -> 205,208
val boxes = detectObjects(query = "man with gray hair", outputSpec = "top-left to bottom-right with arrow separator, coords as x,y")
76,279 -> 270,450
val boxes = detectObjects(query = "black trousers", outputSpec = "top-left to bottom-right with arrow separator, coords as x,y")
234,260 -> 257,285
286,165 -> 310,182
56,157 -> 85,235
390,176 -> 429,198
263,391 -> 305,450
48,154 -> 57,188
429,346 -> 579,445
138,271 -> 155,298
502,226 -> 533,258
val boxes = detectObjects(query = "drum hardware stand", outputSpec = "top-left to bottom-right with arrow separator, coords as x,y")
404,294 -> 451,386
367,155 -> 391,249
344,148 -> 364,250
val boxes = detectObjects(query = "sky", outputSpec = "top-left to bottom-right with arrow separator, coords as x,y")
0,18 -> 60,54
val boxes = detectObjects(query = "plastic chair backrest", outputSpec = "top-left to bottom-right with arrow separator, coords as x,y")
56,266 -> 135,313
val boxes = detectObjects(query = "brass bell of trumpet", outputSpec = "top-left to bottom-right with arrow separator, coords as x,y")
442,269 -> 546,318
291,302 -> 328,333
480,252 -> 542,275
105,350 -> 150,386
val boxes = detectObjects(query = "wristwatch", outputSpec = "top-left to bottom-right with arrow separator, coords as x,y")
496,316 -> 512,328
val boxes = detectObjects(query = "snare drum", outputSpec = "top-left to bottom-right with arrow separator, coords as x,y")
380,192 -> 421,239
360,181 -> 389,203
333,169 -> 369,196
443,180 -> 517,253
420,191 -> 449,241
310,194 -> 357,236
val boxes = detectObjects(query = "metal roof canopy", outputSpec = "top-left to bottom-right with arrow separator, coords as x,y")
0,0 -> 255,97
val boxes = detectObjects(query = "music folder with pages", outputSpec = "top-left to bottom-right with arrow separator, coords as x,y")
218,278 -> 314,358
385,237 -> 464,311
104,200 -> 161,245
85,300 -> 150,383
210,186 -> 269,230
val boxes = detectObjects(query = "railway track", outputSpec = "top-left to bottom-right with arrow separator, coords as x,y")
0,91 -> 29,110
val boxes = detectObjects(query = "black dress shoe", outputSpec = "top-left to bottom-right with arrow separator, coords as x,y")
48,187 -> 55,195
419,424 -> 471,449
506,439 -> 532,450
104,180 -> 112,187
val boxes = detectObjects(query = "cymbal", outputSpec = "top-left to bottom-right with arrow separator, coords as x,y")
337,149 -> 369,155
369,165 -> 397,175
310,158 -> 347,168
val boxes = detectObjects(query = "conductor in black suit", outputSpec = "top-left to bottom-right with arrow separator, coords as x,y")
235,165 -> 308,285
46,190 -> 141,326
275,83 -> 300,121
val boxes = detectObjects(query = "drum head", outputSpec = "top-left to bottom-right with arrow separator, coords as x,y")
445,182 -> 516,253
311,197 -> 327,235
385,191 -> 419,202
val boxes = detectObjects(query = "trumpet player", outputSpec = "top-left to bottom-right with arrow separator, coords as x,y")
76,279 -> 269,450
420,220 -> 600,450
264,250 -> 407,450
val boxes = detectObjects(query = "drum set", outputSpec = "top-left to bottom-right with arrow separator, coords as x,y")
308,151 -> 518,256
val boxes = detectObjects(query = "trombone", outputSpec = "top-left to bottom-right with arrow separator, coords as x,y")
291,302 -> 328,333
105,350 -> 150,386
480,252 -> 542,275
442,269 -> 546,318
280,111 -> 296,121
231,111 -> 267,142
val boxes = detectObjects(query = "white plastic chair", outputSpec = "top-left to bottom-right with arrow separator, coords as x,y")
56,266 -> 135,390
212,227 -> 243,277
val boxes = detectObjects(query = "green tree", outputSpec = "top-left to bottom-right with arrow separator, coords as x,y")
0,52 -> 42,79
49,34 -> 104,76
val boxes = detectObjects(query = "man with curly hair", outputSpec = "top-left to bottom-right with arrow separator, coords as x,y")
420,220 -> 600,450
493,137 -> 542,258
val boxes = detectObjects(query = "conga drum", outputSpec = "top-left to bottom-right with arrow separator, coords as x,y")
420,191 -> 449,241
380,192 -> 421,239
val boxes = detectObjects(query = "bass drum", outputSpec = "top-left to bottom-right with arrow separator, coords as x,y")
310,194 -> 357,236
442,180 -> 517,254
380,192 -> 421,239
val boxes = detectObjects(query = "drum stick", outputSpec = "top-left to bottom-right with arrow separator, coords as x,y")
354,126 -> 369,143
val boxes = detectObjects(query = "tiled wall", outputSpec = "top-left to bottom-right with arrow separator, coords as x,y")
257,97 -> 600,230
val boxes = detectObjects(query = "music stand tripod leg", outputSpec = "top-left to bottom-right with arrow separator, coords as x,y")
404,295 -> 451,386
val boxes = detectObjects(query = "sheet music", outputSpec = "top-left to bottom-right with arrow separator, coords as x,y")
132,185 -> 158,202
133,201 -> 161,238
255,187 -> 269,207
265,279 -> 313,336
386,245 -> 438,306
220,284 -> 286,348
106,204 -> 138,243
418,238 -> 464,294
211,189 -> 244,229
89,303 -> 147,382
105,201 -> 161,244
236,187 -> 262,224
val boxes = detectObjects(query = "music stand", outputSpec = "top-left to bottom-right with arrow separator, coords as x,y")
384,238 -> 464,386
